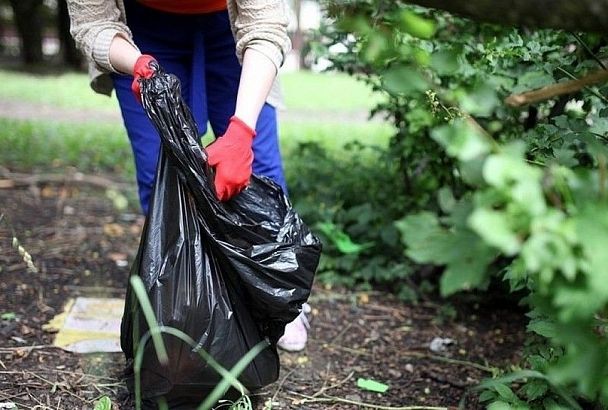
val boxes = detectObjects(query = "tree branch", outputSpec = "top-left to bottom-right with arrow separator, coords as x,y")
405,0 -> 608,33
505,67 -> 608,107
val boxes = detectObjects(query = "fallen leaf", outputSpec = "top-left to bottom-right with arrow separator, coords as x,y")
103,223 -> 125,237
357,378 -> 389,393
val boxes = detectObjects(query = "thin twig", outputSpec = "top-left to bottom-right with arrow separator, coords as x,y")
312,362 -> 332,398
269,366 -> 297,405
557,67 -> 608,104
311,371 -> 354,398
290,391 -> 448,410
322,343 -> 496,373
571,33 -> 607,70
0,169 -> 130,192
329,322 -> 353,344
0,345 -> 57,354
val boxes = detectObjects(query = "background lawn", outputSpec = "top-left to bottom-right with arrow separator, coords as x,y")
0,69 -> 393,178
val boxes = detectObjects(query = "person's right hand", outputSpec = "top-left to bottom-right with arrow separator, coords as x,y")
131,54 -> 157,103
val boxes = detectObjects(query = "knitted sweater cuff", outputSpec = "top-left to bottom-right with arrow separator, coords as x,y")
245,41 -> 284,72
92,29 -> 138,73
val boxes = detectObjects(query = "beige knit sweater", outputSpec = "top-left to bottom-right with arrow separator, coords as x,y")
66,0 -> 291,105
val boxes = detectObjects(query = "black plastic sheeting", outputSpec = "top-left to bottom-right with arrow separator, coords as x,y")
120,69 -> 321,405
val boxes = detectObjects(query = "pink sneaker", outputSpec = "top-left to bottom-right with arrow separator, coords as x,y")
277,304 -> 311,352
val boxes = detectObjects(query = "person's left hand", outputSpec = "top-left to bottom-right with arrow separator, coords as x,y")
206,116 -> 255,201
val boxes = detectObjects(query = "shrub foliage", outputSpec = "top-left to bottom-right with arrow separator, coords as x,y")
294,0 -> 608,407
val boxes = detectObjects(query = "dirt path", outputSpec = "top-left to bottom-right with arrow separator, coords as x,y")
0,170 -> 526,409
0,98 -> 375,125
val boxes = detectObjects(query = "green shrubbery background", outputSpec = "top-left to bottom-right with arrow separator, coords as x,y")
287,1 -> 608,408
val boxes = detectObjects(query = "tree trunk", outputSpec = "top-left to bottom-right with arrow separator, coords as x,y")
9,0 -> 44,64
291,0 -> 304,69
406,0 -> 608,33
57,0 -> 82,69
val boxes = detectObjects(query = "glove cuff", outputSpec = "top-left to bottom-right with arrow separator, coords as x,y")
229,116 -> 256,140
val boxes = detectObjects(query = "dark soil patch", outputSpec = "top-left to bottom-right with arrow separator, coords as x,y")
0,170 -> 527,409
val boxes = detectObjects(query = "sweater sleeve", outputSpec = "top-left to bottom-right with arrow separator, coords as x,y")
66,0 -> 139,73
230,0 -> 292,71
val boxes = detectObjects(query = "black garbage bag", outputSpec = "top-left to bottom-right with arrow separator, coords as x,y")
120,69 -> 321,406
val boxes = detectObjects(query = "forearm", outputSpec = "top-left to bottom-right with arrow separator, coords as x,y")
109,35 -> 140,75
234,48 -> 278,129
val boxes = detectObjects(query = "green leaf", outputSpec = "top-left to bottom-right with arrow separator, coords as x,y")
316,222 -> 373,255
438,187 -> 456,213
439,247 -> 494,295
430,50 -> 459,75
362,32 -> 389,63
468,208 -> 521,255
493,383 -> 518,402
575,205 -> 608,295
478,390 -> 497,402
527,318 -> 557,338
357,378 -> 389,393
482,149 -> 546,216
382,65 -> 429,95
522,380 -> 549,401
1,312 -> 16,321
513,70 -> 554,93
487,401 -> 512,410
457,83 -> 500,117
396,212 -> 447,264
397,212 -> 495,295
431,120 -> 491,161
398,10 -> 436,39
93,396 -> 112,410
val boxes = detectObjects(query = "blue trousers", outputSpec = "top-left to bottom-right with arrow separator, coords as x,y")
112,0 -> 287,214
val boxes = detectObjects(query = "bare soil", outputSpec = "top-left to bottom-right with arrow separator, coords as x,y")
0,170 -> 526,409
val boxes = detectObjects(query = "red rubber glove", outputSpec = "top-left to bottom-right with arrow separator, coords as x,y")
131,54 -> 157,103
206,116 -> 256,201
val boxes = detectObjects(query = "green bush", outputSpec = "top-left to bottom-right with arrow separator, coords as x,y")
315,0 -> 608,407
286,140 -> 417,297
